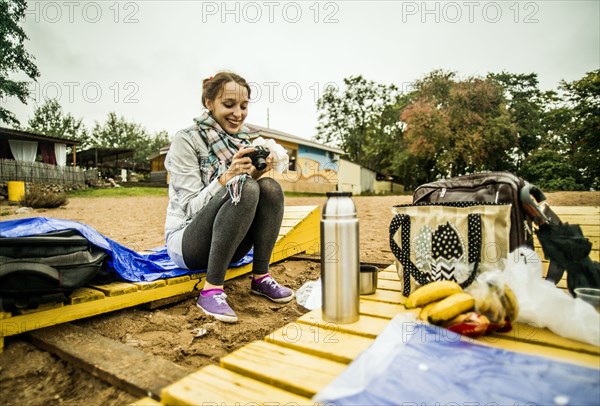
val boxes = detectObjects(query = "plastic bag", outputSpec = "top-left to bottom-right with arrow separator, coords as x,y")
315,313 -> 600,405
465,269 -> 519,335
494,247 -> 600,346
295,279 -> 321,310
251,137 -> 289,174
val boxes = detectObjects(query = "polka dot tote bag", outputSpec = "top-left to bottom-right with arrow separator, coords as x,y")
390,202 -> 511,296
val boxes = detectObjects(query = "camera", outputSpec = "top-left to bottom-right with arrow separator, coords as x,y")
246,146 -> 270,171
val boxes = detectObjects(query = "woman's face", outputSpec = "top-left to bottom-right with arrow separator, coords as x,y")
206,81 -> 249,134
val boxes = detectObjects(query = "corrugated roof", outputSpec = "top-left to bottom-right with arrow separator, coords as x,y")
0,126 -> 80,145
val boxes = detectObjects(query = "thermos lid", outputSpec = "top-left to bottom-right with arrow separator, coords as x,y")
326,191 -> 352,197
323,191 -> 356,218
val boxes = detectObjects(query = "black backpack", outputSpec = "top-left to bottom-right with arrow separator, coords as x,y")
0,229 -> 109,311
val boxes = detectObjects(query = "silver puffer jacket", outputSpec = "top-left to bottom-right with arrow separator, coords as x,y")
164,119 -> 226,242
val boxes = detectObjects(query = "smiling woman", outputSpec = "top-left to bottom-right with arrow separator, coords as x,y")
164,71 -> 294,324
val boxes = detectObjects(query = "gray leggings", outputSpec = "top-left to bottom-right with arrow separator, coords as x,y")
182,177 -> 284,286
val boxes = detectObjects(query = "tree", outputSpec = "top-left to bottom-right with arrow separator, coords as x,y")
559,69 -> 600,189
0,0 -> 40,125
315,75 -> 401,169
26,99 -> 89,147
487,72 -> 545,170
92,112 -> 170,168
400,71 -> 517,178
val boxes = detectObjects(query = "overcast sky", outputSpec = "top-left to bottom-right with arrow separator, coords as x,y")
3,0 -> 599,142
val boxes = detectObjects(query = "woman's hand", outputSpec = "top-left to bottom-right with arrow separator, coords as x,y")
250,154 -> 273,179
219,148 -> 255,186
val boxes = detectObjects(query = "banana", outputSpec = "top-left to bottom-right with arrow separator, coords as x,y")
419,302 -> 437,321
501,284 -> 519,321
404,281 -> 463,309
428,292 -> 475,323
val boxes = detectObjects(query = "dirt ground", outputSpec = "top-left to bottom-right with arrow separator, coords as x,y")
0,191 -> 598,405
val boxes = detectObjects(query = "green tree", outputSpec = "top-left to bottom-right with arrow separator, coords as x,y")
521,149 -> 584,191
315,75 -> 401,169
0,0 -> 40,125
26,99 -> 89,147
400,71 -> 517,178
487,72 -> 545,170
560,69 -> 600,189
92,112 -> 170,168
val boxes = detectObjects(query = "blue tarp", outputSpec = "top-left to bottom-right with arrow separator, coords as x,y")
0,217 -> 252,282
315,315 -> 600,405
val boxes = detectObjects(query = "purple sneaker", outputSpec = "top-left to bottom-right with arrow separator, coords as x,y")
196,291 -> 238,323
251,274 -> 295,303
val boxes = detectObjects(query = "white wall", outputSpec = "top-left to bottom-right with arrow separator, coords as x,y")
338,159 -> 361,195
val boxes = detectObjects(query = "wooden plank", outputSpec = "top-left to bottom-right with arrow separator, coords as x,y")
360,289 -> 405,304
0,278 -> 202,338
143,292 -> 198,310
162,364 -> 311,405
0,311 -> 9,352
188,273 -> 204,280
272,237 -> 320,263
128,397 -> 161,406
494,322 -> 600,356
377,279 -> 403,292
551,206 -> 599,215
378,270 -> 400,281
297,310 -> 388,339
277,226 -> 293,236
15,301 -> 64,315
281,218 -> 304,227
69,287 -> 106,304
283,205 -> 319,213
133,280 -> 167,290
265,321 -> 374,364
473,335 -> 600,369
165,275 -> 190,285
28,323 -> 193,400
359,299 -> 415,319
89,282 -> 139,296
219,341 -> 345,398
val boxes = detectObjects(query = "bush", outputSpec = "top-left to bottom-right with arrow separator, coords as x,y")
20,186 -> 69,208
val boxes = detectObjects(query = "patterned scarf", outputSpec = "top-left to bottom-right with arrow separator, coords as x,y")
194,111 -> 251,204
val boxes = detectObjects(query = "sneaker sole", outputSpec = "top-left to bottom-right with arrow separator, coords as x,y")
251,289 -> 296,303
196,303 -> 238,323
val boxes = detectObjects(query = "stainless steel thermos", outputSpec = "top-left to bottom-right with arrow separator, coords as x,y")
321,191 -> 360,324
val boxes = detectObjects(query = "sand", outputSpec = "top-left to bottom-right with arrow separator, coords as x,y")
0,191 -> 597,404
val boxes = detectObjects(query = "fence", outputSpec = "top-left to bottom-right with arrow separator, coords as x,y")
0,159 -> 97,186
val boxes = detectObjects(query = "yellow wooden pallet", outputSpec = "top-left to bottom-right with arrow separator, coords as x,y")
160,261 -> 599,404
159,206 -> 600,404
0,205 -> 320,352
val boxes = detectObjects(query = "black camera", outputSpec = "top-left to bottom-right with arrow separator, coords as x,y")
246,146 -> 270,171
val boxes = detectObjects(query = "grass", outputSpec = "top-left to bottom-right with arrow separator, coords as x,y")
68,187 -> 168,198
66,186 -> 328,199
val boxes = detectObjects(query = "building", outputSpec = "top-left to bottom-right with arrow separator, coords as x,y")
245,123 -> 344,194
0,127 -> 94,187
149,123 -> 345,194
148,123 -> 404,194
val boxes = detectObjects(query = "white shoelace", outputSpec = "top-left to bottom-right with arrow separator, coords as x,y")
262,277 -> 279,288
213,292 -> 228,305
